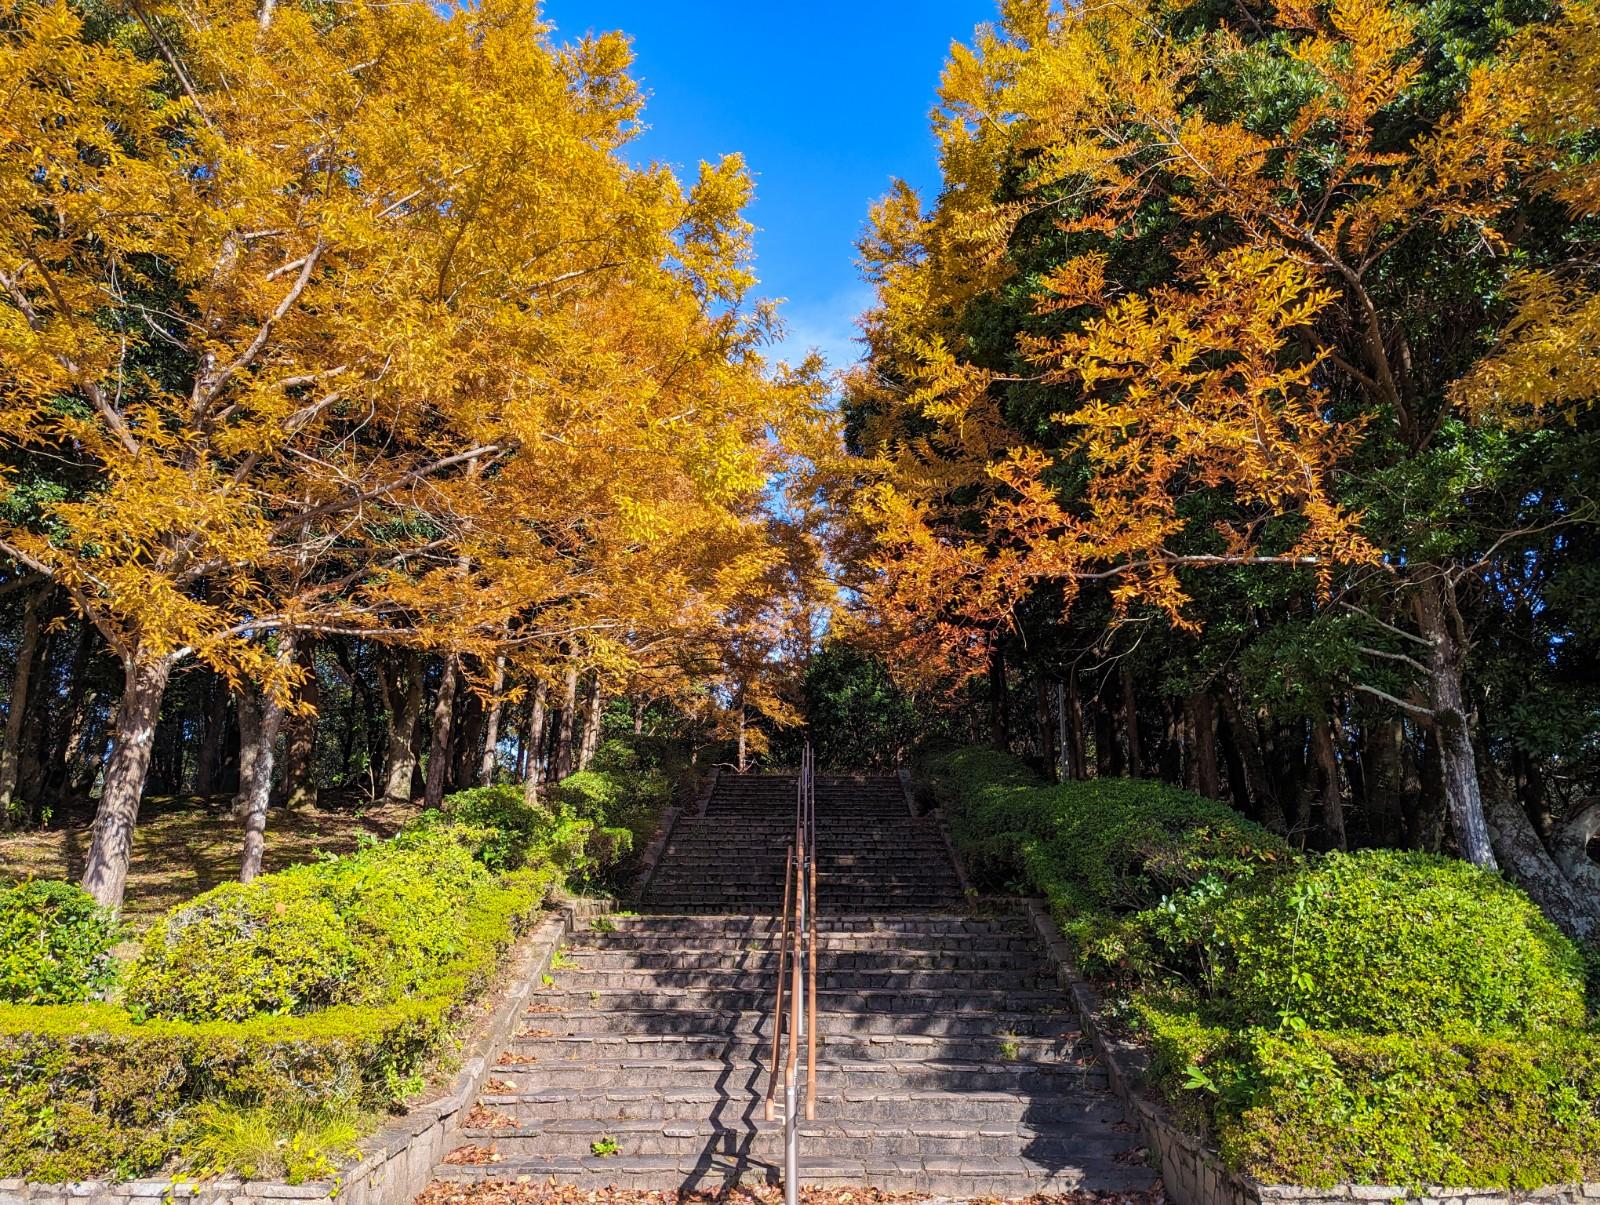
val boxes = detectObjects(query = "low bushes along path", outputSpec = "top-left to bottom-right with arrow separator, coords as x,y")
430,773 -> 1157,1197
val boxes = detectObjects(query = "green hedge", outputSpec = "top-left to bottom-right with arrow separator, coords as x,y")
1210,850 -> 1586,1036
0,881 -> 120,1005
0,1000 -> 446,1182
1140,1001 -> 1600,1187
0,735 -> 679,1183
922,745 -> 1600,1188
1,834 -> 560,1180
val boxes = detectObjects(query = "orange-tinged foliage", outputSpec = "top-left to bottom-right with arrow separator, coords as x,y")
842,0 -> 1600,685
0,0 -> 828,707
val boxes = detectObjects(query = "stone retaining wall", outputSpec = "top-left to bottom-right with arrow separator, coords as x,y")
1,895 -> 611,1205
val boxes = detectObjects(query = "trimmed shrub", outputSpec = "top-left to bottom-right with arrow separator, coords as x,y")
919,744 -> 1600,1189
309,829 -> 490,1005
0,881 -> 119,1005
927,746 -> 1289,912
0,1000 -> 448,1181
437,784 -> 546,871
126,821 -> 541,1023
1138,1001 -> 1600,1188
1210,849 -> 1587,1036
125,876 -> 355,1022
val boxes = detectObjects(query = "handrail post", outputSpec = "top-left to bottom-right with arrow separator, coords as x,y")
770,744 -> 817,1205
765,842 -> 794,1123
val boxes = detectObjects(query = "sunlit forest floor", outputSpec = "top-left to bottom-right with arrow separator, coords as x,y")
0,796 -> 419,930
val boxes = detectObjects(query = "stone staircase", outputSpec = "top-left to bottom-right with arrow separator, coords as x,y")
433,772 -> 1155,1196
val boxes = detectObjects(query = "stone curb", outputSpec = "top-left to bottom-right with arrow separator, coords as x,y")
2,895 -> 612,1205
1017,897 -> 1595,1205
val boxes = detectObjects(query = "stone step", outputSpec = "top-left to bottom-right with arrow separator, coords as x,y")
477,1086 -> 1118,1126
583,933 -> 1036,954
542,968 -> 1047,991
433,1152 -> 1156,1196
530,987 -> 1064,1013
458,1117 -> 1135,1161
503,1031 -> 1085,1064
565,950 -> 1047,972
639,896 -> 966,911
595,914 -> 1023,933
486,1057 -> 1109,1093
513,1007 -> 1076,1039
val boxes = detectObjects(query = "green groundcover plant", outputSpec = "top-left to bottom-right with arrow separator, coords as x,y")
923,746 -> 1600,1188
0,754 -> 670,1183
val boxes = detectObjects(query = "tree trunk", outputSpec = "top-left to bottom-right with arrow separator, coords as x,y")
424,653 -> 459,810
1095,694 -> 1120,777
451,681 -> 484,792
40,619 -> 93,812
1414,576 -> 1496,867
282,641 -> 320,809
1361,714 -> 1413,848
478,656 -> 506,785
633,699 -> 645,736
1310,717 -> 1347,850
1034,677 -> 1056,781
554,661 -> 579,780
1064,670 -> 1087,779
1187,692 -> 1221,800
0,589 -> 44,824
192,676 -> 229,797
1487,795 -> 1600,940
380,652 -> 423,804
81,650 -> 175,910
736,696 -> 749,773
578,675 -> 603,770
236,680 -> 289,883
1120,667 -> 1142,776
1218,686 -> 1286,833
987,644 -> 1009,750
522,679 -> 548,807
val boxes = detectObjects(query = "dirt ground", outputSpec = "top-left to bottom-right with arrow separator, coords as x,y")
0,795 -> 419,928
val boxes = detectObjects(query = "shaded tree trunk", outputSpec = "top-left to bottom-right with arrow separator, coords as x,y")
988,644 -> 1010,750
1034,677 -> 1056,781
522,679 -> 548,807
578,676 -> 603,770
1414,576 -> 1496,867
1310,717 -> 1347,850
81,650 -> 175,910
1187,691 -> 1221,800
424,653 -> 460,810
44,619 -> 96,813
1362,714 -> 1414,848
554,661 -> 579,780
380,652 -> 423,804
1064,670 -> 1088,780
478,656 -> 506,785
237,677 -> 289,883
1218,686 -> 1286,833
282,641 -> 320,809
192,676 -> 229,797
451,680 -> 484,792
0,588 -> 44,824
1120,667 -> 1142,776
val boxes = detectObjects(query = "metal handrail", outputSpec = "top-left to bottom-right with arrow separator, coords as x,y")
763,743 -> 816,1205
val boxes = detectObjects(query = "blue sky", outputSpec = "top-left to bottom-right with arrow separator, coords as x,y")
537,1 -> 999,373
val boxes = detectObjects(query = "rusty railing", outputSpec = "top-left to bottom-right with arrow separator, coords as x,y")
764,743 -> 816,1204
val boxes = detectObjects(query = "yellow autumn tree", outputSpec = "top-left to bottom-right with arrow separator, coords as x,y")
845,0 -> 1600,868
0,0 -> 825,906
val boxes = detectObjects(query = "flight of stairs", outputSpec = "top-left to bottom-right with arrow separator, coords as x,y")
433,772 -> 1155,1197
